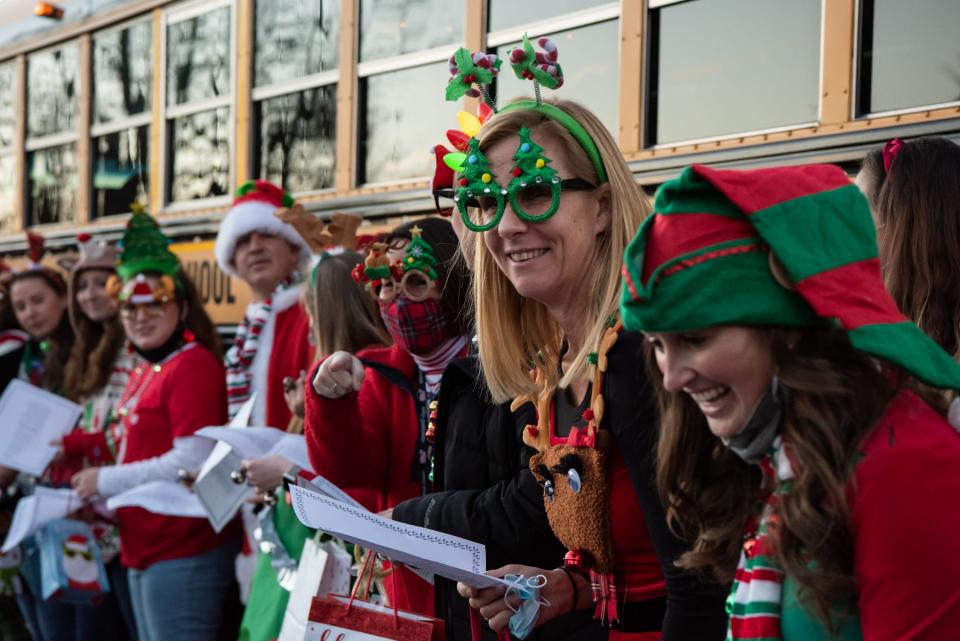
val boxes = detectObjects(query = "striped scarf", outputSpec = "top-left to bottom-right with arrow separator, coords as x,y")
225,297 -> 274,420
727,436 -> 794,641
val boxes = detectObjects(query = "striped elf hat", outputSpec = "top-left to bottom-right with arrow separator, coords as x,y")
620,163 -> 960,392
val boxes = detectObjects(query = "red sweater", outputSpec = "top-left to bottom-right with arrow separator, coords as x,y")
304,344 -> 432,615
265,303 -> 314,430
850,389 -> 960,640
116,344 -> 239,570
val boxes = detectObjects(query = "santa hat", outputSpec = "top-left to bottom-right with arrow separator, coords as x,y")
64,535 -> 90,551
620,163 -> 960,397
214,180 -> 310,277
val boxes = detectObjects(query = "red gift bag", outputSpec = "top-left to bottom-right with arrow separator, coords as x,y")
305,594 -> 444,641
304,550 -> 443,641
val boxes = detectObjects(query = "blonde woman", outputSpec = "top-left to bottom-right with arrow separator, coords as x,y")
456,98 -> 725,640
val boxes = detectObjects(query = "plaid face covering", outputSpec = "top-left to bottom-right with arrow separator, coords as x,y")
379,297 -> 450,356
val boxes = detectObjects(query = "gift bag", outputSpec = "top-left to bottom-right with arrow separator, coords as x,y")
304,550 -> 443,641
36,518 -> 109,605
277,537 -> 353,641
306,595 -> 444,641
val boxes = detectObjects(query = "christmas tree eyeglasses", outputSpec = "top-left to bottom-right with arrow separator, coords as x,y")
450,128 -> 597,233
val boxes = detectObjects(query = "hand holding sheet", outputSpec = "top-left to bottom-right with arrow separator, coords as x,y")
0,380 -> 82,476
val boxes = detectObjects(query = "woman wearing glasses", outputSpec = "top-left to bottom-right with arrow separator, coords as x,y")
70,210 -> 240,641
454,98 -> 726,640
303,217 -> 471,615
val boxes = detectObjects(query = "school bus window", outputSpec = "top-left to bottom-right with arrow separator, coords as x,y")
166,107 -> 230,203
93,127 -> 149,219
856,0 -> 960,115
254,87 -> 337,194
646,0 -> 820,146
164,4 -> 233,205
92,19 -> 152,218
254,0 -> 339,87
27,144 -> 79,225
0,61 -> 15,149
494,21 -> 619,138
0,156 -> 16,234
253,0 -> 339,194
359,0 -> 463,63
360,62 -> 459,184
26,42 -> 80,226
487,0 -> 612,32
27,44 -> 79,139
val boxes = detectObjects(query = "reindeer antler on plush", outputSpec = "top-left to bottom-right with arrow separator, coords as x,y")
274,204 -> 331,253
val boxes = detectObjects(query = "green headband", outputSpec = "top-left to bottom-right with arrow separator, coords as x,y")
619,164 -> 960,392
499,100 -> 607,183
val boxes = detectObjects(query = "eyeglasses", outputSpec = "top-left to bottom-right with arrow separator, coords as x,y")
373,268 -> 439,304
455,178 -> 596,232
119,300 -> 170,318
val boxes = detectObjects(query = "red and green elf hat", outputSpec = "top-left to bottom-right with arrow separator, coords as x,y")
620,163 -> 960,392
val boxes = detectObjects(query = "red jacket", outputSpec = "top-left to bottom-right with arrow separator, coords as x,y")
304,344 -> 433,615
116,344 -> 239,570
265,303 -> 313,430
850,389 -> 960,639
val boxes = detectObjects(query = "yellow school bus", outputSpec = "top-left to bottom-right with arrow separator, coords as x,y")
1,0 -> 958,324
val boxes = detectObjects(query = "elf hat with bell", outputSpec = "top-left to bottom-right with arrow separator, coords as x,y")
620,163 -> 960,395
214,180 -> 310,277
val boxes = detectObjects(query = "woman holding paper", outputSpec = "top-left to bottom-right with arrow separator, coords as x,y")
305,217 -> 471,615
55,233 -> 140,641
69,209 -> 239,641
237,218 -> 389,641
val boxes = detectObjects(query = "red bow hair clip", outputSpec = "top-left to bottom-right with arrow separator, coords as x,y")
882,138 -> 904,173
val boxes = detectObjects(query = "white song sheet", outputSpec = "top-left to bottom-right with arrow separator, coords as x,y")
2,487 -> 80,552
193,442 -> 248,533
195,426 -> 286,460
289,484 -> 503,589
0,380 -> 82,476
106,480 -> 207,518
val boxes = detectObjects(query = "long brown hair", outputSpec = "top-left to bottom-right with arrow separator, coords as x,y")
650,328 -> 900,619
63,268 -> 125,401
861,137 -> 960,359
176,268 -> 222,360
303,252 -> 390,356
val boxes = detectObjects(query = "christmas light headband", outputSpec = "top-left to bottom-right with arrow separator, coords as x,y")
439,34 -> 608,233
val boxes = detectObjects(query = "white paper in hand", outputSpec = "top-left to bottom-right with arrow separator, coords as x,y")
193,442 -> 248,533
195,426 -> 286,460
2,487 -> 79,552
0,380 -> 82,476
106,480 -> 206,517
289,484 -> 502,589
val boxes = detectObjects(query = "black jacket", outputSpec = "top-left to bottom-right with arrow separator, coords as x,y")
393,333 -> 727,641
393,356 -> 601,640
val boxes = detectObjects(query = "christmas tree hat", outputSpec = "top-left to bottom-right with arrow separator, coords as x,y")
115,204 -> 180,283
402,225 -> 438,282
619,163 -> 960,392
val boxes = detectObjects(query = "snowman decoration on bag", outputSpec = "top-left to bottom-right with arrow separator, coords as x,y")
62,534 -> 100,591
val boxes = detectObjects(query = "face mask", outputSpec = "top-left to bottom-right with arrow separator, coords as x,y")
503,574 -> 550,640
379,297 -> 450,356
723,377 -> 784,464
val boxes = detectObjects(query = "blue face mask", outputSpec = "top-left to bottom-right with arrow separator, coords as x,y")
503,574 -> 551,640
